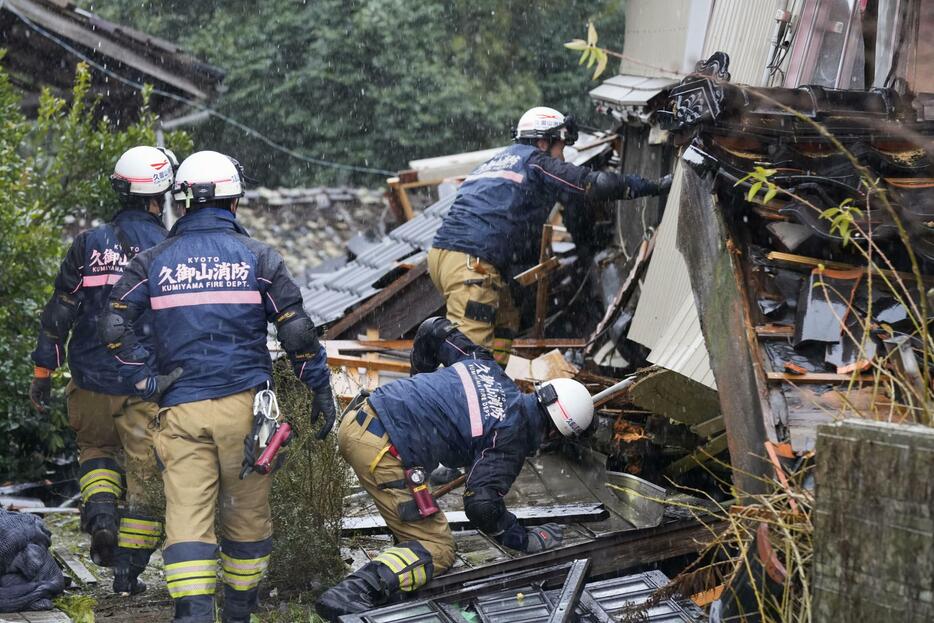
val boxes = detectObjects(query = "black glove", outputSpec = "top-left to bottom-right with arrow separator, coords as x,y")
410,316 -> 457,375
29,371 -> 52,413
658,174 -> 673,194
525,523 -> 563,553
140,367 -> 184,402
311,384 -> 336,439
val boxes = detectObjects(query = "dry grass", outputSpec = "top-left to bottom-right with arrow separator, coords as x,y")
652,459 -> 815,623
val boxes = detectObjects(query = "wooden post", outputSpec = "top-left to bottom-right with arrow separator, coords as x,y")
813,420 -> 934,621
676,166 -> 772,494
387,177 -> 415,222
533,225 -> 555,339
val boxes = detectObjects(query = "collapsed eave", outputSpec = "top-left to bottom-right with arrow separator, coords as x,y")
0,0 -> 225,118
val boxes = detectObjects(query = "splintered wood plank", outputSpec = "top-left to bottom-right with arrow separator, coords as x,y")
326,355 -> 411,374
1,611 -> 73,622
755,324 -> 795,338
628,367 -> 721,426
766,251 -> 934,284
514,256 -> 561,287
52,546 -> 97,585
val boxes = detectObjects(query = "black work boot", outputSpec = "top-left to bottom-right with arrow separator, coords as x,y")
84,494 -> 119,567
174,595 -> 216,623
113,547 -> 152,596
315,561 -> 400,622
222,585 -> 259,623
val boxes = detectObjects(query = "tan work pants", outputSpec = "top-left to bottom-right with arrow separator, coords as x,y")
66,381 -> 162,513
338,403 -> 455,573
427,247 -> 520,364
155,390 -> 272,548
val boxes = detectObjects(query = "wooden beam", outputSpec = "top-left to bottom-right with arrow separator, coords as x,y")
327,354 -> 410,374
766,372 -> 876,383
324,338 -> 587,353
585,235 -> 655,353
514,256 -> 560,287
325,263 -> 427,339
663,432 -> 730,478
386,177 -> 415,221
766,251 -> 933,284
755,324 -> 795,338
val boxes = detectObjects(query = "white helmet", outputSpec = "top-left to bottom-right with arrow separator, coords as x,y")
111,146 -> 177,197
173,150 -> 244,204
514,107 -> 579,145
536,378 -> 594,437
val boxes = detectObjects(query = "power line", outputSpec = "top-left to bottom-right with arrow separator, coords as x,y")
2,1 -> 395,177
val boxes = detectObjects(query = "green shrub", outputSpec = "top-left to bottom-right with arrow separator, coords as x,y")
267,359 -> 349,591
0,57 -> 190,479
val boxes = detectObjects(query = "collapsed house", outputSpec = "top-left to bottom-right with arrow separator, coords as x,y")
255,0 -> 931,619
6,1 -> 929,620
0,0 -> 224,119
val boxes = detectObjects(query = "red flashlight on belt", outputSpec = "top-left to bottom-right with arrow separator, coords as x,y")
254,422 -> 293,475
405,467 -> 440,518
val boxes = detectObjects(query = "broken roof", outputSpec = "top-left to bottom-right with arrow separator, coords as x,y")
589,74 -> 675,109
0,0 -> 224,118
305,133 -> 614,333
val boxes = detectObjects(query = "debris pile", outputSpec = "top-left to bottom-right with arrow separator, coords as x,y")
238,186 -> 389,279
668,52 -> 934,459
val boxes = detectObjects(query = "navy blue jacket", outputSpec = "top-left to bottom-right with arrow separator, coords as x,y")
32,209 -> 166,395
105,208 -> 329,407
369,334 -> 545,544
432,143 -> 657,274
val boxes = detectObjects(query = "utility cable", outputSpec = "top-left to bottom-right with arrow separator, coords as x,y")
3,1 -> 395,176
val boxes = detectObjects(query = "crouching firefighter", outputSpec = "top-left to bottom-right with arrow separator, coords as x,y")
315,317 -> 595,621
429,106 -> 672,365
99,150 -> 336,623
30,146 -> 178,594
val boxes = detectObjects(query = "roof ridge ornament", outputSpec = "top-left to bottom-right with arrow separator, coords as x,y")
694,51 -> 732,82
660,52 -> 733,131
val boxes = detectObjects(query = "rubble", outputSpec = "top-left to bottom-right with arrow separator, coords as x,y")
237,186 -> 389,280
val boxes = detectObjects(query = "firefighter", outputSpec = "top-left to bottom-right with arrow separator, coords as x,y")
315,317 -> 594,621
29,146 -> 176,594
429,106 -> 671,364
99,150 -> 335,623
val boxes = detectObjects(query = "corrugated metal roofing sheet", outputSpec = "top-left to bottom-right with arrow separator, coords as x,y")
702,0 -> 776,87
648,292 -> 717,389
628,163 -> 716,389
589,74 -> 677,108
618,0 -> 699,77
302,193 -> 455,326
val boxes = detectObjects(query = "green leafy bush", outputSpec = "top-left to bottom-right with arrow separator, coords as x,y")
267,359 -> 349,591
0,58 -> 190,479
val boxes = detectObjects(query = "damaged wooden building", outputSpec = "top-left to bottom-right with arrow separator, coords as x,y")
292,0 -> 934,620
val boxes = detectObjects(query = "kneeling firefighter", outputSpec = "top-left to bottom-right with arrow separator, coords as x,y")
99,151 -> 336,623
315,317 -> 594,621
429,106 -> 671,365
30,146 -> 177,595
